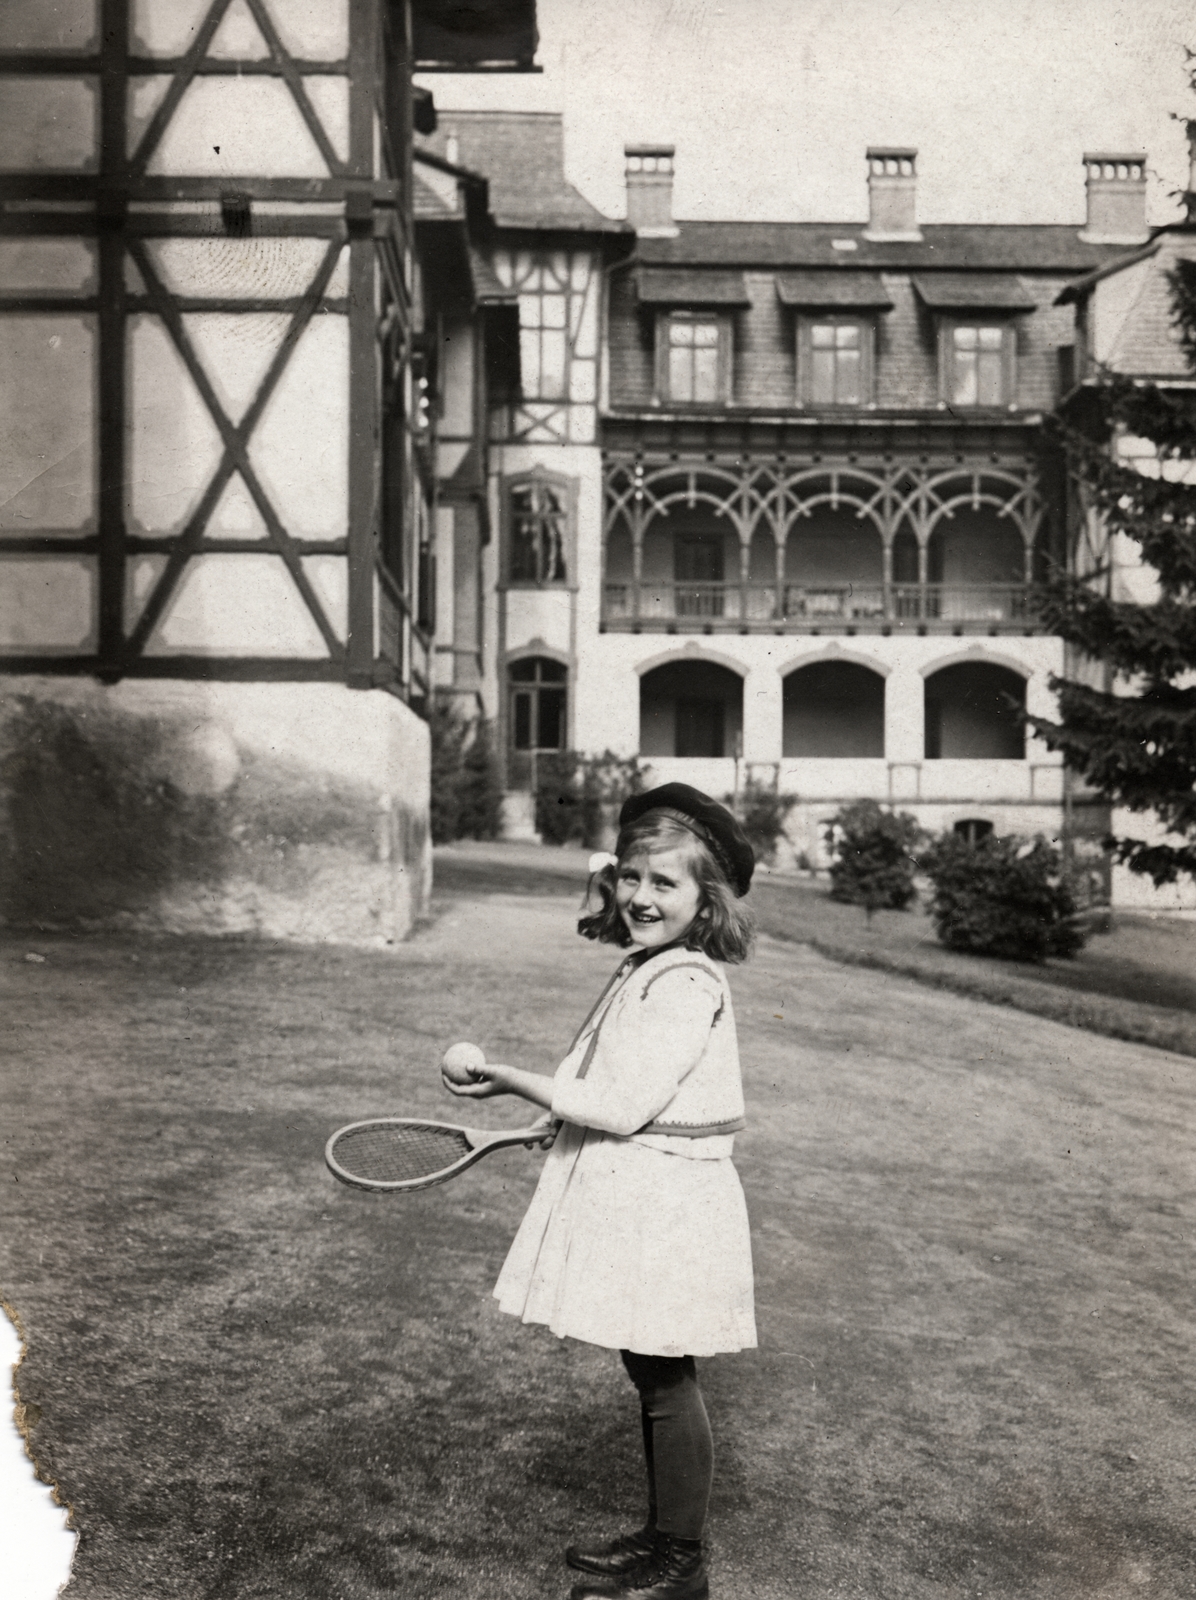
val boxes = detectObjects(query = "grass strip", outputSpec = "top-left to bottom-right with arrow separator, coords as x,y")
796,933 -> 1196,1060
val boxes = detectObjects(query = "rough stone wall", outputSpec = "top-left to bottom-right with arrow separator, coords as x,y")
0,679 -> 430,945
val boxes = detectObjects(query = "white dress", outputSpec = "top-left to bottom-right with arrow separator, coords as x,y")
493,948 -> 757,1358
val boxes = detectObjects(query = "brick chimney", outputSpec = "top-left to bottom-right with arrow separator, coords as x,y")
625,144 -> 678,238
1080,153 -> 1149,244
864,147 -> 921,242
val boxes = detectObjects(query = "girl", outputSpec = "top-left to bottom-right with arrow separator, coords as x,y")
443,782 -> 757,1600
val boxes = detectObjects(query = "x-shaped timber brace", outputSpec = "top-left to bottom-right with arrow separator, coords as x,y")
0,0 -> 430,695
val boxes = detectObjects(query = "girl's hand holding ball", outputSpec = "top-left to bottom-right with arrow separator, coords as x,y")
441,1041 -> 486,1085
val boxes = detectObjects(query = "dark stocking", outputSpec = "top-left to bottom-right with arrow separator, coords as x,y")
620,1350 -> 713,1542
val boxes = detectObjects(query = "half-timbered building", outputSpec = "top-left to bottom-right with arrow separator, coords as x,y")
0,0 -> 535,938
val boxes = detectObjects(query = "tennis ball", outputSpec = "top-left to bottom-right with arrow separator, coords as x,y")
441,1041 -> 486,1084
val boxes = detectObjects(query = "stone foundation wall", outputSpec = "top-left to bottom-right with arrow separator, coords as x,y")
0,678 -> 430,945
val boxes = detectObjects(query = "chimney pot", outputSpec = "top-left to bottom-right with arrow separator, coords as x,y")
864,146 -> 921,241
1080,151 -> 1148,244
625,143 -> 678,237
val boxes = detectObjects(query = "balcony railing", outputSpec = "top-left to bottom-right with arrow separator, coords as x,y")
602,581 -> 1035,630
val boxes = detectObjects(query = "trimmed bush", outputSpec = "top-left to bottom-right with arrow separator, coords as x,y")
826,800 -> 922,915
534,751 -> 643,848
428,704 -> 502,844
921,831 -> 1086,962
725,777 -> 799,865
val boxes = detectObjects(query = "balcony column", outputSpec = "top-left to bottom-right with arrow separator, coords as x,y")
630,510 -> 645,622
773,531 -> 787,620
885,664 -> 924,801
742,661 -> 783,765
738,533 -> 752,622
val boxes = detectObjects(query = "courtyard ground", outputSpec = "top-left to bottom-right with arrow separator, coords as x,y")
2,856 -> 1194,1599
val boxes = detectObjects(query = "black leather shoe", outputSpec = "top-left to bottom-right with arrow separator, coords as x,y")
568,1534 -> 708,1600
565,1526 -> 657,1576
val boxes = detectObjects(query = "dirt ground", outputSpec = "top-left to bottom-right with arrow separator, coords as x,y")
2,866 -> 1194,1599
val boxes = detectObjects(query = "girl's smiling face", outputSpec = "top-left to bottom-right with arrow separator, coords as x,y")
616,846 -> 704,951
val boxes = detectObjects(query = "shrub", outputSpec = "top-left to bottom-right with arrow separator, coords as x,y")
825,799 -> 922,915
428,703 -> 502,844
724,777 -> 799,865
920,831 -> 1086,962
534,751 -> 643,848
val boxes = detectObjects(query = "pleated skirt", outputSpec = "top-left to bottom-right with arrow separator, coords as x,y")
493,1120 -> 757,1358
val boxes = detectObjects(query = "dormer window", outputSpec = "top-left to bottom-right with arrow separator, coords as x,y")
800,317 -> 874,406
910,275 -> 1035,412
776,273 -> 891,410
947,324 -> 1010,407
659,311 -> 731,405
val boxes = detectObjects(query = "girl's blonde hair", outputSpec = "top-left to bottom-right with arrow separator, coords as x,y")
578,811 -> 755,963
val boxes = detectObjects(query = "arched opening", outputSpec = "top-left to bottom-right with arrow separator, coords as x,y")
784,506 -> 883,620
927,509 -> 1026,621
638,507 -> 737,622
783,660 -> 885,758
640,660 -> 743,758
925,662 -> 1025,759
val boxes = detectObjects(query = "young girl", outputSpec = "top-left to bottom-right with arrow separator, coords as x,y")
443,782 -> 756,1600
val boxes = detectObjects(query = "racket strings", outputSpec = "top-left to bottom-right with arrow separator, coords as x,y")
331,1123 -> 471,1184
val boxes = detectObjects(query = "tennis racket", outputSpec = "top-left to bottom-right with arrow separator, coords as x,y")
325,1117 -> 558,1193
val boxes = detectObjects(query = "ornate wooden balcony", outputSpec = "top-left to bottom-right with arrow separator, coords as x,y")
601,580 -> 1036,633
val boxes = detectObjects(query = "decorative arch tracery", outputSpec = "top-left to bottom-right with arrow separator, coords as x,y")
602,454 -> 1045,630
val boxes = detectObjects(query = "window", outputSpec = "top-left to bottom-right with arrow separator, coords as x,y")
504,472 -> 575,587
658,312 -> 729,404
800,318 -> 872,406
510,657 -> 567,753
944,323 -> 1013,408
509,478 -> 567,583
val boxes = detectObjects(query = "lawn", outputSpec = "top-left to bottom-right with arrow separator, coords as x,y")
436,843 -> 1196,1057
3,866 -> 1195,1598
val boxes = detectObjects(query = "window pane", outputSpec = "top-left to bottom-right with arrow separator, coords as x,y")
954,326 -> 978,350
519,325 -> 540,394
692,345 -> 719,402
977,349 -> 1004,405
669,344 -> 693,401
669,320 -> 695,347
835,324 -> 860,349
811,324 -> 835,348
513,690 -> 532,748
692,322 -> 719,346
810,347 -> 835,405
538,328 -> 566,398
979,326 -> 1003,349
510,658 -> 537,682
538,688 -> 566,749
539,658 -> 567,683
836,346 -> 861,405
952,349 -> 978,406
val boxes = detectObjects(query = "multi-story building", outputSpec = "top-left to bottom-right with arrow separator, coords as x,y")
424,118 -> 1169,881
0,0 -> 536,940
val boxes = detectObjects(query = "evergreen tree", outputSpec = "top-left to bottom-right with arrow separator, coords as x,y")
1029,250 -> 1196,888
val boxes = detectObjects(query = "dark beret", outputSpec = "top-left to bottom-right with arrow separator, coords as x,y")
618,782 -> 755,897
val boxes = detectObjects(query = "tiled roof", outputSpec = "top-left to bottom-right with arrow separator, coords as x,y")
912,273 -> 1037,310
637,222 -> 1129,272
413,167 -> 462,221
775,270 -> 892,308
1105,232 -> 1196,378
417,111 -> 625,233
637,268 -> 751,305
